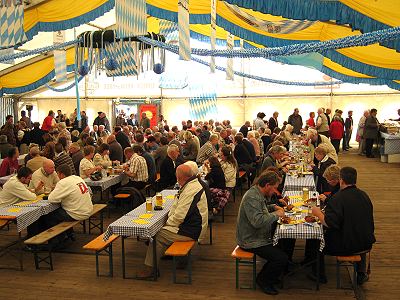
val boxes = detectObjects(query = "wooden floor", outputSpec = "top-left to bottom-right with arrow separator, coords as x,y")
0,149 -> 399,299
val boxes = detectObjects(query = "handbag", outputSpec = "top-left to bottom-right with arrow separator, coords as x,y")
90,171 -> 103,181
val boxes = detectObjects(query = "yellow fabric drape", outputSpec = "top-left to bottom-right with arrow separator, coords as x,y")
0,48 -> 75,89
24,0 -> 110,32
322,58 -> 374,79
340,0 -> 400,27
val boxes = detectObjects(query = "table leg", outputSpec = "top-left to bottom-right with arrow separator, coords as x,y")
316,249 -> 320,291
18,231 -> 23,271
152,236 -> 157,281
122,236 -> 126,279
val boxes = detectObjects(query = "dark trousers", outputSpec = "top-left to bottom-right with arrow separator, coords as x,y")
331,139 -> 341,154
247,244 -> 288,286
125,180 -> 147,190
27,207 -> 75,238
239,163 -> 256,184
304,239 -> 325,276
343,130 -> 352,150
365,138 -> 374,156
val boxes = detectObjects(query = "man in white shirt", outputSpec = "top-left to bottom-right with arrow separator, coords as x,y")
40,164 -> 93,242
29,159 -> 59,194
0,167 -> 43,207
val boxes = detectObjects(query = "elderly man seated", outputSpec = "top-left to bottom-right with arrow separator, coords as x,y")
196,134 -> 219,164
309,167 -> 375,284
137,164 -> 208,279
261,145 -> 288,172
236,171 -> 287,295
26,146 -> 47,172
158,144 -> 184,191
306,129 -> 338,163
123,144 -> 148,190
0,167 -> 42,207
29,159 -> 59,194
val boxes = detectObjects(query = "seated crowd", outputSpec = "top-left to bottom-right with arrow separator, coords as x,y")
0,108 -> 376,295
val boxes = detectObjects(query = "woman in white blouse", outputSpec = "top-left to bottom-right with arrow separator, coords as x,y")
219,146 -> 237,188
79,145 -> 102,179
93,143 -> 112,169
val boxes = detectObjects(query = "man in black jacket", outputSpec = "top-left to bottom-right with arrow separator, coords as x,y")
288,108 -> 303,134
115,126 -> 131,150
233,134 -> 256,183
268,111 -> 279,133
311,167 -> 375,284
158,144 -> 183,190
343,110 -> 353,151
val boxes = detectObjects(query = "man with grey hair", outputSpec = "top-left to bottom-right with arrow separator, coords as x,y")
261,145 -> 288,172
158,144 -> 184,190
196,134 -> 219,164
316,108 -> 329,137
26,146 -> 47,172
357,110 -> 369,155
29,159 -> 60,194
137,164 -> 208,279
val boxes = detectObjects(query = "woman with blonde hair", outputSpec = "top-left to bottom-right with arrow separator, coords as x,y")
183,131 -> 199,161
247,131 -> 261,160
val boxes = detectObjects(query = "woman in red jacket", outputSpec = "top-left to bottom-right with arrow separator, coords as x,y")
329,116 -> 344,154
0,147 -> 20,177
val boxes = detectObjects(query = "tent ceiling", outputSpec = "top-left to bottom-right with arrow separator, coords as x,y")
1,0 -> 399,94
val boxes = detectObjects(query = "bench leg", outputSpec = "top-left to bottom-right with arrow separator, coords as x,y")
188,251 -> 192,284
18,232 -> 23,271
89,211 -> 105,234
172,257 -> 177,283
109,243 -> 113,277
336,261 -> 341,289
252,255 -> 256,290
235,258 -> 239,289
316,251 -> 320,291
152,236 -> 158,281
95,251 -> 100,277
122,236 -> 126,279
209,222 -> 213,245
32,244 -> 53,271
352,263 -> 358,292
82,220 -> 86,234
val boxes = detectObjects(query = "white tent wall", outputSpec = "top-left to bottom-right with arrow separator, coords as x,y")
18,98 -> 113,127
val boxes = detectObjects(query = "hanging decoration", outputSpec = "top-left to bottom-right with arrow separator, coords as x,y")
189,85 -> 218,121
115,0 -> 147,38
105,40 -> 138,77
178,0 -> 191,61
224,2 -> 316,34
210,0 -> 217,73
159,19 -> 179,44
0,0 -> 26,49
53,31 -> 67,82
226,33 -> 234,80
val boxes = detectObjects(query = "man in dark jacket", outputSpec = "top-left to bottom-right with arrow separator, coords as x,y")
158,144 -> 184,190
343,110 -> 353,151
268,112 -> 279,133
29,122 -> 46,147
0,115 -> 16,146
239,121 -> 251,138
107,135 -> 123,162
0,135 -> 12,159
311,167 -> 375,284
234,134 -> 256,183
364,108 -> 379,158
288,108 -> 303,134
115,126 -> 131,150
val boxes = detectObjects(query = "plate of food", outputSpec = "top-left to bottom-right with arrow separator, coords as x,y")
284,204 -> 295,212
279,216 -> 304,225
304,215 -> 319,224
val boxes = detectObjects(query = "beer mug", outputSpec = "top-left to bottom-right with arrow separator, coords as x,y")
156,193 -> 163,207
146,197 -> 153,213
302,187 -> 309,202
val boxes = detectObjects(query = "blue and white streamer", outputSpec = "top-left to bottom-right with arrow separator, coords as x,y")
189,86 -> 218,121
0,47 -> 14,64
54,50 -> 67,82
178,0 -> 191,61
226,33 -> 234,80
116,0 -> 147,38
210,0 -> 217,73
137,25 -> 400,59
105,41 -> 138,77
159,19 -> 179,43
0,0 -> 26,49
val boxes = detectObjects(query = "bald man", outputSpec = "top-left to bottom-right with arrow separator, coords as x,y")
137,164 -> 209,279
29,159 -> 60,194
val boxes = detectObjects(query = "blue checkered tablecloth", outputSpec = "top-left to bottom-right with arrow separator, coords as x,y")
380,132 -> 400,155
273,190 -> 325,251
103,190 -> 178,240
283,174 -> 316,192
85,174 -> 125,191
0,199 -> 60,232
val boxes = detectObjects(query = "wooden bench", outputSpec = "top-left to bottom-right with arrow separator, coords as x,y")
24,204 -> 107,270
0,219 -> 12,230
336,255 -> 361,291
237,171 -> 247,195
231,246 -> 256,290
165,241 -> 196,284
83,233 -> 119,277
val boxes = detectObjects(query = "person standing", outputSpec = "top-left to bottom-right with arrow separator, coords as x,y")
316,108 -> 329,137
140,112 -> 151,130
364,108 -> 379,158
236,171 -> 287,295
268,112 -> 279,133
0,115 -> 16,146
20,110 -> 32,129
288,108 -> 303,134
329,116 -> 344,154
254,112 -> 266,130
356,110 -> 369,155
127,113 -> 138,126
306,112 -> 316,128
239,121 -> 251,137
343,110 -> 353,151
325,108 -> 332,126
41,110 -> 56,132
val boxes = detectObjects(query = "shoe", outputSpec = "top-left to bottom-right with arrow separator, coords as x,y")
344,149 -> 349,151
256,277 -> 279,295
366,155 -> 375,158
307,272 -> 328,284
357,272 -> 369,285
349,146 -> 353,148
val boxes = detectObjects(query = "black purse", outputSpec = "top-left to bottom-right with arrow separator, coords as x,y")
90,171 -> 103,181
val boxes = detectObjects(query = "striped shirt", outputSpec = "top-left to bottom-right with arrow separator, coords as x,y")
54,152 -> 76,175
129,153 -> 148,182
196,141 -> 217,164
